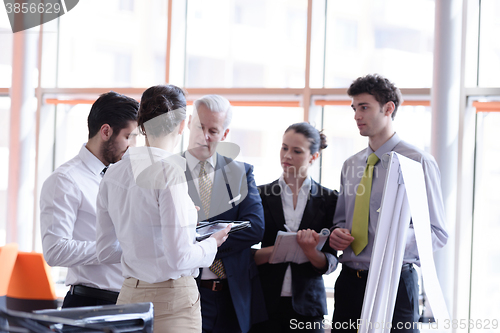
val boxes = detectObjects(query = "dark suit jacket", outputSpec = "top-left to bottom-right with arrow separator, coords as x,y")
185,153 -> 266,333
257,179 -> 338,317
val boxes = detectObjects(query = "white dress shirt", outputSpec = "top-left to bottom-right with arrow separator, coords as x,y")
278,175 -> 337,296
96,146 -> 217,284
40,144 -> 123,292
184,151 -> 220,280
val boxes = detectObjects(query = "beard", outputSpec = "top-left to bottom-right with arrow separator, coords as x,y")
100,135 -> 122,165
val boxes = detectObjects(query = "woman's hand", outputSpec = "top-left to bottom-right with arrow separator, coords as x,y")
254,246 -> 274,265
297,229 -> 328,270
297,229 -> 319,255
195,206 -> 201,226
210,224 -> 232,247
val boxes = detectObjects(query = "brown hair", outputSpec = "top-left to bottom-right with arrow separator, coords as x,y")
137,85 -> 187,137
347,74 -> 403,119
285,122 -> 327,154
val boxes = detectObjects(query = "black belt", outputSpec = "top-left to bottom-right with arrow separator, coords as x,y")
343,263 -> 413,279
198,279 -> 229,292
70,285 -> 119,303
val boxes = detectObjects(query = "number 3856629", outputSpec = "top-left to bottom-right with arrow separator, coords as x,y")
5,2 -> 61,14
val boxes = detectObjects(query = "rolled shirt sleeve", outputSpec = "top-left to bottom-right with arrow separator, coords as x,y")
40,173 -> 98,267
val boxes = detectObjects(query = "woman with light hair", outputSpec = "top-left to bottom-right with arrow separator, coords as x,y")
96,84 -> 230,332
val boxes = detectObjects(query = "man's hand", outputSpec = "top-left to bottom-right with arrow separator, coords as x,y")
210,224 -> 232,247
297,229 -> 319,255
329,228 -> 354,251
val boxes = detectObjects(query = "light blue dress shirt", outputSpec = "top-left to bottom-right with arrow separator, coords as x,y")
333,133 -> 448,270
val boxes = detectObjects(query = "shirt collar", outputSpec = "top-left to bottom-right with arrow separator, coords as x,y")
126,146 -> 173,159
278,174 -> 312,194
366,132 -> 401,162
125,146 -> 186,181
185,151 -> 216,174
125,146 -> 186,166
79,144 -> 106,176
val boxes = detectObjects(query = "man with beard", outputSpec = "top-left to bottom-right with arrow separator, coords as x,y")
40,91 -> 139,308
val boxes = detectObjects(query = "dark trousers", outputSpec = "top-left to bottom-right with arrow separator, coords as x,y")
250,297 -> 324,333
62,290 -> 117,308
332,264 -> 419,333
199,285 -> 241,333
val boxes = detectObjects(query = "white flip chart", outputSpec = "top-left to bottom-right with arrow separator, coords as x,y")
358,152 -> 449,333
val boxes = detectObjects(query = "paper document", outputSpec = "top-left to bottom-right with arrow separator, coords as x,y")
268,228 -> 330,264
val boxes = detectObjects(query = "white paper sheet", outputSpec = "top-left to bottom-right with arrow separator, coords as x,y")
268,228 -> 330,264
398,153 -> 450,322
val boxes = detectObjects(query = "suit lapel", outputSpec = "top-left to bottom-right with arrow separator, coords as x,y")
266,180 -> 287,231
298,180 -> 321,231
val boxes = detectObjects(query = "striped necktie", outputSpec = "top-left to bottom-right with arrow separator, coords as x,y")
198,161 -> 212,217
199,161 -> 226,279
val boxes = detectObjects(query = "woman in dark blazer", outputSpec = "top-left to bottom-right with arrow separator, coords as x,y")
251,122 -> 338,332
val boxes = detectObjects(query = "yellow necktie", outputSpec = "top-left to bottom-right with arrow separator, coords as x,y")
351,153 -> 379,255
199,161 -> 226,279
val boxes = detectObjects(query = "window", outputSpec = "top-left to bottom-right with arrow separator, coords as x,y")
185,0 -> 307,88
324,0 -> 435,88
119,0 -> 134,12
470,109 -> 500,321
0,28 -> 13,88
332,18 -> 358,50
226,106 -> 304,185
53,103 -> 91,167
54,0 -> 167,88
478,0 -> 500,87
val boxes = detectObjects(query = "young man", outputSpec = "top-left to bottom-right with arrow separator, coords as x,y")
329,74 -> 448,332
184,95 -> 266,333
40,91 -> 139,308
